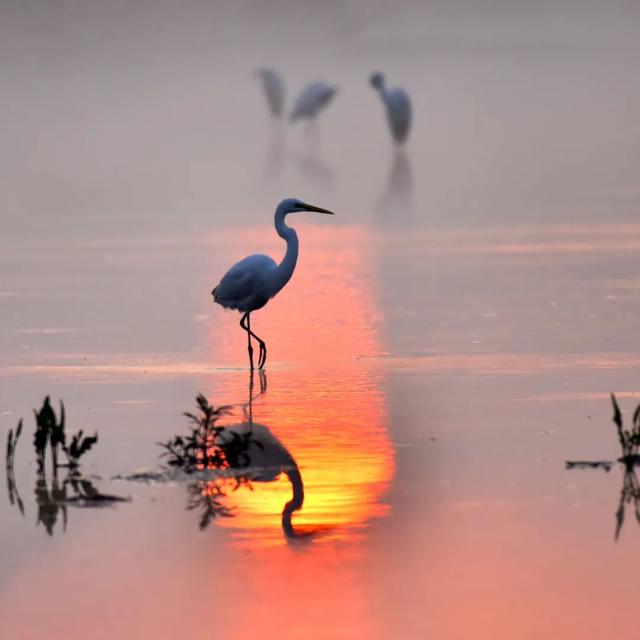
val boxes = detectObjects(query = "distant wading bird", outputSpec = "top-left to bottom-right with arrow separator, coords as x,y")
255,68 -> 285,118
211,198 -> 335,369
369,72 -> 412,145
290,81 -> 337,123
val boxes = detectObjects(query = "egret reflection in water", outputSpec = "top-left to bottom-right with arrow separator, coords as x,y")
226,371 -> 317,541
187,371 -> 321,541
263,123 -> 286,183
293,146 -> 337,192
377,149 -> 413,217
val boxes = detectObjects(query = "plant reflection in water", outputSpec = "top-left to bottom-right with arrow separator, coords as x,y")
34,470 -> 129,536
6,463 -> 129,537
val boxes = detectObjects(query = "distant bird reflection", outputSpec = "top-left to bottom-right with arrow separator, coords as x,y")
264,124 -> 285,183
377,150 -> 413,218
294,147 -> 336,192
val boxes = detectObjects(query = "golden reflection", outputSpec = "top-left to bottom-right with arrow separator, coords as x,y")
204,225 -> 394,546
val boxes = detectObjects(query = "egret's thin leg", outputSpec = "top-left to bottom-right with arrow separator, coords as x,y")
247,368 -> 255,426
244,314 -> 267,369
240,313 -> 254,370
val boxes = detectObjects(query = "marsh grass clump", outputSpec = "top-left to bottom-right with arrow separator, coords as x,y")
158,393 -> 264,528
159,394 -> 231,469
159,393 -> 261,472
33,397 -> 97,471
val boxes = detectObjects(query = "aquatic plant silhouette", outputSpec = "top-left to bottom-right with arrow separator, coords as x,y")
567,393 -> 640,540
158,393 -> 259,527
159,394 -> 244,471
33,397 -> 97,472
4,396 -> 126,535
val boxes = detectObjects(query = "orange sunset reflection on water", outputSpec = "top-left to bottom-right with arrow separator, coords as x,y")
204,224 -> 395,547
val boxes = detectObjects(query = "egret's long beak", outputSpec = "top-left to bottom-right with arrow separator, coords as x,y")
302,203 -> 335,215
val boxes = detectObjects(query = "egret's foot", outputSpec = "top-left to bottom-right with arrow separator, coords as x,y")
258,369 -> 267,394
258,342 -> 267,369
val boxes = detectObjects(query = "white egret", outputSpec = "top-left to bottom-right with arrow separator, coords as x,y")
289,81 -> 337,123
369,72 -> 412,145
211,198 -> 335,369
255,68 -> 285,118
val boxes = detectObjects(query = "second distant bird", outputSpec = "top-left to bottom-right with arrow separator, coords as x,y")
369,72 -> 412,145
290,81 -> 337,124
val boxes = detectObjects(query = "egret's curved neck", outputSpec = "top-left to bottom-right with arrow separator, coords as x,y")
273,208 -> 299,293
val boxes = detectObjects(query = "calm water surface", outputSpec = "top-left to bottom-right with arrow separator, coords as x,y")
1,220 -> 640,639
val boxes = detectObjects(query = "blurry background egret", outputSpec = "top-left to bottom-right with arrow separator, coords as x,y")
369,72 -> 412,146
211,198 -> 335,370
255,68 -> 285,119
289,81 -> 337,124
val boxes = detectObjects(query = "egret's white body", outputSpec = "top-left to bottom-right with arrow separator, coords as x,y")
256,68 -> 285,118
370,72 -> 412,145
290,81 -> 337,123
212,198 -> 335,369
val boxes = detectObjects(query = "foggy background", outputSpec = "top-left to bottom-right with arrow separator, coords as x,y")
2,0 -> 639,240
